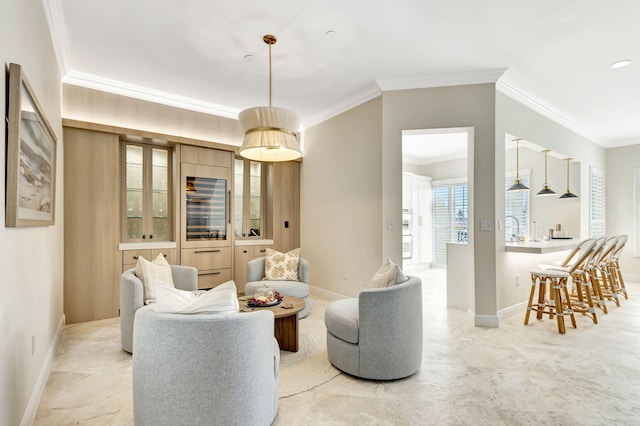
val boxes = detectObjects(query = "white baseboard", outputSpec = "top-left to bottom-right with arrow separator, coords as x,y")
21,314 -> 65,426
474,314 -> 499,328
309,285 -> 349,301
498,300 -> 528,321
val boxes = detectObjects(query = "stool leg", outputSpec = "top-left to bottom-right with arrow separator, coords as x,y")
524,275 -> 538,325
552,278 -> 566,334
561,277 -> 577,329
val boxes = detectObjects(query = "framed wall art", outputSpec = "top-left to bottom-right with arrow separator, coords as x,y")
5,63 -> 57,227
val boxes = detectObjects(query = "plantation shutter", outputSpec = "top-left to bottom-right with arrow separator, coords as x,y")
590,167 -> 605,238
432,186 -> 450,265
505,173 -> 529,241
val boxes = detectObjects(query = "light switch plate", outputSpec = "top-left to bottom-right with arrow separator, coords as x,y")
480,220 -> 493,231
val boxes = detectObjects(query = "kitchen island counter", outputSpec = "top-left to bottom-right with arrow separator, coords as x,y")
505,239 -> 577,254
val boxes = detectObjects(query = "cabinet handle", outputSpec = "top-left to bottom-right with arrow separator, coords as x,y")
163,253 -> 167,257
149,235 -> 153,239
259,249 -> 266,253
194,249 -> 222,254
243,250 -> 248,253
228,190 -> 231,224
199,271 -> 221,276
133,255 -> 139,260
142,235 -> 147,239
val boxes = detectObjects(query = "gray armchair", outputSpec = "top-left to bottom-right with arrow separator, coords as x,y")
133,306 -> 279,426
324,275 -> 423,380
244,257 -> 310,318
120,265 -> 197,353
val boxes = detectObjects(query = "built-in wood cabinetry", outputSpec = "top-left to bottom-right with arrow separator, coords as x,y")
64,128 -> 121,324
62,121 -> 301,322
180,146 -> 233,289
269,161 -> 301,252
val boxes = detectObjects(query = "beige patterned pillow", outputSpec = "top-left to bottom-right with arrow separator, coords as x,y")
264,248 -> 300,281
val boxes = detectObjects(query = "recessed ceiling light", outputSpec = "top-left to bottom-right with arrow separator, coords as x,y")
325,30 -> 337,37
243,54 -> 255,62
609,59 -> 632,69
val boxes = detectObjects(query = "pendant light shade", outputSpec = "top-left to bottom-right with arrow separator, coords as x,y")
559,158 -> 578,199
239,35 -> 302,162
507,138 -> 530,192
536,149 -> 556,196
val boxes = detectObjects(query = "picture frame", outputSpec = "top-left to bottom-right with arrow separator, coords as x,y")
5,63 -> 57,227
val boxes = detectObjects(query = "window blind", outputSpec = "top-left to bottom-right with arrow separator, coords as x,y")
432,182 -> 468,266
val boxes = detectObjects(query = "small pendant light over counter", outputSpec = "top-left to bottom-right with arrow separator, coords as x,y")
559,158 -> 578,199
239,35 -> 302,162
507,138 -> 530,192
536,149 -> 556,196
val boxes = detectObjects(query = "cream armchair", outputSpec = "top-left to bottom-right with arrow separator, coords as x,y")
120,265 -> 197,353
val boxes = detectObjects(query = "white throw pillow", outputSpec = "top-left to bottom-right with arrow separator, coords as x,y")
135,254 -> 175,304
372,258 -> 398,288
153,280 -> 239,314
264,248 -> 300,281
394,264 -> 409,284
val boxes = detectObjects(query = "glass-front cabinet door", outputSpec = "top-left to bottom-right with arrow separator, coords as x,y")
234,158 -> 264,239
122,141 -> 173,242
181,163 -> 231,248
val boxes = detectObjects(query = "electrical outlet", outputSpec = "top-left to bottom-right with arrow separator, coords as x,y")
31,335 -> 36,355
515,275 -> 520,287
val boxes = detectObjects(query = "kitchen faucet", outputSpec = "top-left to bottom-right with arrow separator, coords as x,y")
505,215 -> 520,242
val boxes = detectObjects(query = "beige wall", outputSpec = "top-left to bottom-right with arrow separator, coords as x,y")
606,144 -> 640,277
301,97 -> 383,297
382,85 -> 496,321
416,157 -> 467,181
0,1 -> 64,424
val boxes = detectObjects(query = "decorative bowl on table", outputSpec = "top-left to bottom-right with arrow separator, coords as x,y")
247,285 -> 284,307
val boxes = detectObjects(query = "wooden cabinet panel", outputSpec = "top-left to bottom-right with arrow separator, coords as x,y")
181,145 -> 232,168
181,247 -> 231,271
197,269 -> 232,290
269,162 -> 300,252
234,243 -> 272,293
252,245 -> 270,257
64,128 -> 121,324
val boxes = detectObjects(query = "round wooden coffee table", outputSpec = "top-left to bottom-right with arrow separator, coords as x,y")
239,296 -> 305,352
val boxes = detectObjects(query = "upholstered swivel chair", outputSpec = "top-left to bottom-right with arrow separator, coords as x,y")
324,275 -> 423,380
244,257 -> 310,318
132,306 -> 279,426
120,265 -> 197,353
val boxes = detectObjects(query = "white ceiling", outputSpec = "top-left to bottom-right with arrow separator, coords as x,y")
402,130 -> 468,166
46,0 -> 640,147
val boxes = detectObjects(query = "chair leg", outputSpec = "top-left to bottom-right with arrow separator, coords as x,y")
552,278 -> 566,334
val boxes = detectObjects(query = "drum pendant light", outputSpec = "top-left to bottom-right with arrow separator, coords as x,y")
507,139 -> 530,192
559,158 -> 578,198
239,35 -> 302,162
536,149 -> 556,196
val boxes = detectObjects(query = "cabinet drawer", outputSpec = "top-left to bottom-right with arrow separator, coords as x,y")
122,249 -> 151,264
123,263 -> 137,273
252,245 -> 272,258
152,249 -> 177,264
181,247 -> 231,271
197,269 -> 232,290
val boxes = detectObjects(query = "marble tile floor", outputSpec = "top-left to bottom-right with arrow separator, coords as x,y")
35,270 -> 640,425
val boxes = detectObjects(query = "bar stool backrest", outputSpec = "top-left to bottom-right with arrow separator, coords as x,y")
612,234 -> 628,262
565,238 -> 596,275
585,237 -> 607,271
598,236 -> 619,266
559,238 -> 595,268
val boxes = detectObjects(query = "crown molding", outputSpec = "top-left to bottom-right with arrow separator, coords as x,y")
496,77 -> 605,146
376,68 -> 507,91
41,0 -> 70,75
63,71 -> 241,119
303,81 -> 382,128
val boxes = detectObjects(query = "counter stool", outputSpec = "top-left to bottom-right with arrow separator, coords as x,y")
610,235 -> 629,300
593,237 -> 621,308
525,269 -> 576,334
